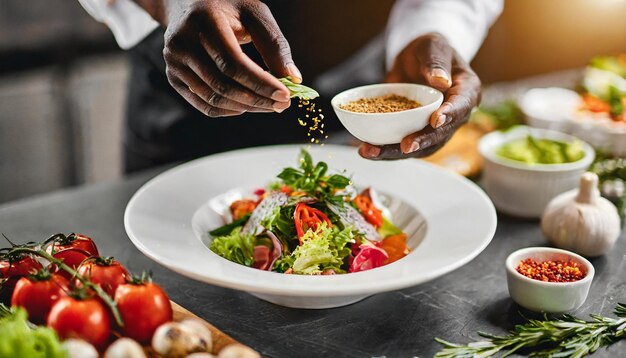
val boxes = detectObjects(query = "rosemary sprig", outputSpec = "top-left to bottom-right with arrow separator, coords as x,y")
435,303 -> 626,358
278,77 -> 319,100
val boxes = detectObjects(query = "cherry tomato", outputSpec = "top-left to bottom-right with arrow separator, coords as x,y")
0,255 -> 43,304
349,244 -> 389,273
11,270 -> 69,324
378,234 -> 409,265
294,203 -> 332,243
77,257 -> 130,297
47,296 -> 111,349
353,195 -> 383,228
115,281 -> 172,343
48,249 -> 92,280
46,233 -> 99,257
229,200 -> 257,221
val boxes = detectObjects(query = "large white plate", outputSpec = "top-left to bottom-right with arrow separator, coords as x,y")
124,145 -> 497,308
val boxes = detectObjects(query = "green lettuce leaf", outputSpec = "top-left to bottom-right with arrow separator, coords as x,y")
0,308 -> 66,358
288,223 -> 353,275
277,77 -> 319,100
209,227 -> 256,266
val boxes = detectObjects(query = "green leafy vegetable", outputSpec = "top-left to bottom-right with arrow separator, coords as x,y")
470,100 -> 524,131
209,227 -> 256,266
277,149 -> 351,206
590,55 -> 626,78
278,77 -> 319,100
378,217 -> 403,238
286,223 -> 353,274
435,303 -> 626,357
0,307 -> 66,358
209,214 -> 251,237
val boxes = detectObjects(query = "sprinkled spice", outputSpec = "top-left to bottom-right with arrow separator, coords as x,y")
516,258 -> 586,283
340,94 -> 421,113
296,99 -> 328,145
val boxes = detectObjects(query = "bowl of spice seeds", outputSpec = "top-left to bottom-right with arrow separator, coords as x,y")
505,247 -> 594,313
331,83 -> 443,145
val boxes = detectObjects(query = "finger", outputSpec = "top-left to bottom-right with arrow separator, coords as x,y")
167,72 -> 244,117
416,34 -> 453,91
243,2 -> 302,83
428,63 -> 481,129
359,140 -> 447,160
199,16 -> 290,102
185,54 -> 289,112
399,121 -> 458,154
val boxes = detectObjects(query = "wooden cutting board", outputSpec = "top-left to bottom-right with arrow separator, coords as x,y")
144,301 -> 256,357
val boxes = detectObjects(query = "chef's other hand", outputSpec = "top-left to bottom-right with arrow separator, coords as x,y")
359,33 -> 481,160
144,0 -> 300,117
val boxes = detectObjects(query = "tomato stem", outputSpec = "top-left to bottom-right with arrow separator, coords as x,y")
7,247 -> 124,327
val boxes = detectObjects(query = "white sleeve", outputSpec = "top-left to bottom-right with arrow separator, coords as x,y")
386,0 -> 503,68
78,0 -> 159,49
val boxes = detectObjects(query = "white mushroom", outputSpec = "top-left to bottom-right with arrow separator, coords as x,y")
217,344 -> 260,358
62,339 -> 98,358
152,322 -> 209,358
179,318 -> 213,353
104,338 -> 146,358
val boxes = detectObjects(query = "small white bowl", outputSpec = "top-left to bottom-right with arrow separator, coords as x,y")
479,126 -> 595,218
331,83 -> 443,145
519,87 -> 582,133
506,247 -> 594,313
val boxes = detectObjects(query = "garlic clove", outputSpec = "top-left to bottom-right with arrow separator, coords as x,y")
104,338 -> 146,358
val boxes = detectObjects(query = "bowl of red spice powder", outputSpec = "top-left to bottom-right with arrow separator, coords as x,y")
331,83 -> 443,145
505,247 -> 594,313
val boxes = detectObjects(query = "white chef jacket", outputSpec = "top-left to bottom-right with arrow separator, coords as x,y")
78,0 -> 502,66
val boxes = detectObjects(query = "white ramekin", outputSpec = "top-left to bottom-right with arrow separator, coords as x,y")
506,247 -> 594,313
478,126 -> 595,218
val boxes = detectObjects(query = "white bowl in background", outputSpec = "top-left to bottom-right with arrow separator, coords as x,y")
506,247 -> 594,313
479,126 -> 595,218
125,145 -> 496,309
331,83 -> 443,145
519,87 -> 582,133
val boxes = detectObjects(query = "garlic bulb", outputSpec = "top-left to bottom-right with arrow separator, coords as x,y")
541,172 -> 621,256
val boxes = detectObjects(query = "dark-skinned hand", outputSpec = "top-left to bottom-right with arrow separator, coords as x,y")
359,33 -> 482,160
138,0 -> 301,117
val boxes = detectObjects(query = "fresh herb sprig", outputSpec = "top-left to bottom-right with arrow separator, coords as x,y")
435,303 -> 626,358
278,77 -> 319,100
277,149 -> 351,206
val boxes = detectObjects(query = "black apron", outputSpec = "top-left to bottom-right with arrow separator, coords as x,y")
123,1 -> 393,173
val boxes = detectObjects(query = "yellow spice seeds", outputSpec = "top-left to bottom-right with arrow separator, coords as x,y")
340,94 -> 421,113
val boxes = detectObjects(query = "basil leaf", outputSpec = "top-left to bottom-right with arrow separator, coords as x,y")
278,77 -> 319,100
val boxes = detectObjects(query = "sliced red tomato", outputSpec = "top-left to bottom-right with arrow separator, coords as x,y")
349,243 -> 389,273
76,257 -> 130,297
11,270 -> 69,324
0,255 -> 43,304
353,195 -> 383,228
378,233 -> 409,265
230,200 -> 257,220
47,296 -> 111,349
114,279 -> 172,343
294,203 -> 332,243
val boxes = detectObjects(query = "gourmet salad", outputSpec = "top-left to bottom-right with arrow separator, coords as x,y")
209,150 -> 409,275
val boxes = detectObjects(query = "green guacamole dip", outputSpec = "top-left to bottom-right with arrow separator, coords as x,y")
496,135 -> 585,164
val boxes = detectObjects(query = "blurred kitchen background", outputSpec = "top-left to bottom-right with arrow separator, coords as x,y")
1,0 -> 625,203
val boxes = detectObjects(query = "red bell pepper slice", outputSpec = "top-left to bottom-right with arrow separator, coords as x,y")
294,203 -> 332,244
353,195 -> 383,228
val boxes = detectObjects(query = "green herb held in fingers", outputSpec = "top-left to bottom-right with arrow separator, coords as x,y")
278,77 -> 319,100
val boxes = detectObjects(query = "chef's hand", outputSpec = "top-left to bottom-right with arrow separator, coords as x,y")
140,0 -> 299,117
359,33 -> 481,160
